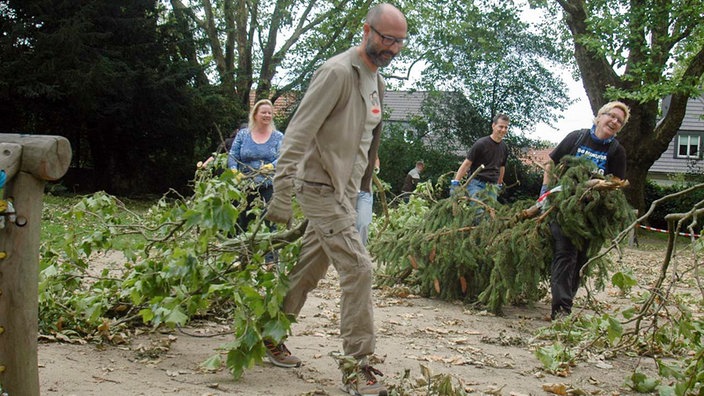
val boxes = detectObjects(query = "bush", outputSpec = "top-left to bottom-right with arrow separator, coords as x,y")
644,180 -> 704,234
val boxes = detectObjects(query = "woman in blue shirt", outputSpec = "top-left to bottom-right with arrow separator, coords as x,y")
228,99 -> 284,232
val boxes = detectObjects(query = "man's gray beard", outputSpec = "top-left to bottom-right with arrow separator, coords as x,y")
365,42 -> 393,67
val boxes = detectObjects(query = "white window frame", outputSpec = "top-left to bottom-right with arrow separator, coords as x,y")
676,134 -> 701,159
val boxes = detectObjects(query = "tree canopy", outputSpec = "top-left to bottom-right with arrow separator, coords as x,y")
536,0 -> 704,212
165,0 -> 373,106
406,0 -> 572,131
7,0 -> 700,200
0,0 -> 229,194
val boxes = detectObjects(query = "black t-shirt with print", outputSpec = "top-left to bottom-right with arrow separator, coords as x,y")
549,129 -> 627,179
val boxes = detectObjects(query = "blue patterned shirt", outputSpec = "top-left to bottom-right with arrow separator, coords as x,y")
228,128 -> 284,186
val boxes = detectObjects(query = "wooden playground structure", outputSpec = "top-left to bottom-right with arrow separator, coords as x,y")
0,134 -> 71,396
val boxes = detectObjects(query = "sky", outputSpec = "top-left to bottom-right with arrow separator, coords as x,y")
527,77 -> 594,144
518,3 -> 595,145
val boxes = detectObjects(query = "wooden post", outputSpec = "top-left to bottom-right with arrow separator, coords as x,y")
0,134 -> 71,396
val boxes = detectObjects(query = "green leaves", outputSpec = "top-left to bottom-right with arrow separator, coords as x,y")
535,342 -> 573,373
611,268 -> 638,294
38,167 -> 303,380
628,371 -> 660,393
200,353 -> 222,371
604,316 -> 623,344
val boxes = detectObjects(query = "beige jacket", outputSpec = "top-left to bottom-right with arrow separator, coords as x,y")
272,48 -> 384,205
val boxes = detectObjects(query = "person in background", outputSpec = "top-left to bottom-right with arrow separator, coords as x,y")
401,160 -> 424,202
197,130 -> 237,171
451,114 -> 510,200
228,99 -> 284,232
264,4 -> 407,395
356,157 -> 380,246
541,101 -> 630,320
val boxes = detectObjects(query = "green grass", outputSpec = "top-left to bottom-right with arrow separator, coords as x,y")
42,193 -> 154,250
633,227 -> 697,251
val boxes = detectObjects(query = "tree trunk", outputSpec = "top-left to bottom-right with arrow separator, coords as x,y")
557,0 -> 704,213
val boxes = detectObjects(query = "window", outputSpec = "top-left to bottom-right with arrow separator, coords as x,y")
677,134 -> 701,159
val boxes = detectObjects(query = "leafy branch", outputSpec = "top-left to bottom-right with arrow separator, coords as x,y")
534,183 -> 704,395
39,154 -> 303,379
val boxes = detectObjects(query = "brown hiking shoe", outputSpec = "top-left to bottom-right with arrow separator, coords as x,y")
263,340 -> 301,368
341,364 -> 388,396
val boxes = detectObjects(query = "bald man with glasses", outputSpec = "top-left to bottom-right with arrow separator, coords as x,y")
265,4 -> 407,396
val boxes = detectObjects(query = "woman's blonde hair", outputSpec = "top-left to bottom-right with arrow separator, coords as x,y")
249,99 -> 276,132
594,101 -> 631,125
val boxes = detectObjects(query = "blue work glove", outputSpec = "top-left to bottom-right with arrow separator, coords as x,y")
449,179 -> 460,195
539,184 -> 549,197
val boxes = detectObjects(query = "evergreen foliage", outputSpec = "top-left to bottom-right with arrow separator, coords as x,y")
0,0 -> 232,195
370,156 -> 636,313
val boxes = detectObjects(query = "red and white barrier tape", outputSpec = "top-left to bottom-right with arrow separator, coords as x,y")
536,185 -> 563,208
536,187 -> 700,238
639,224 -> 700,238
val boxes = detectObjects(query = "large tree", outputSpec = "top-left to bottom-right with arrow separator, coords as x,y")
165,0 -> 375,109
0,0 -> 225,194
540,0 -> 704,212
404,0 -> 571,132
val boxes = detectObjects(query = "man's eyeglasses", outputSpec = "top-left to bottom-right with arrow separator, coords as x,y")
369,25 -> 406,47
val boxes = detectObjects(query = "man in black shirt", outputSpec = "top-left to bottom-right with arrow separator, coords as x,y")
452,114 -> 510,200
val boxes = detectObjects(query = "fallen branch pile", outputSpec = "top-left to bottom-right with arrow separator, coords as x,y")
369,157 -> 635,313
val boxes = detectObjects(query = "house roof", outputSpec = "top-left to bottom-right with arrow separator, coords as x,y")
661,95 -> 704,131
383,91 -> 428,122
521,148 -> 553,168
250,90 -> 429,123
249,91 -> 298,118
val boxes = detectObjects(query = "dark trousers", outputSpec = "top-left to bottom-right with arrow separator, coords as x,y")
237,184 -> 274,232
549,221 -> 589,318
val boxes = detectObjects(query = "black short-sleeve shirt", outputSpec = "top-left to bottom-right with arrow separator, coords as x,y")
467,135 -> 509,183
549,129 -> 626,179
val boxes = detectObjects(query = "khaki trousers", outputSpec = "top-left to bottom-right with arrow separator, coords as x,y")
283,181 -> 376,358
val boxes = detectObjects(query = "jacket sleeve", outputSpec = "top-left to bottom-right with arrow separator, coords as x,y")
549,129 -> 582,163
272,64 -> 346,197
608,144 -> 627,179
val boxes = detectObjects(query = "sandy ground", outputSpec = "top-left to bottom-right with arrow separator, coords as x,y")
37,247 -> 674,396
